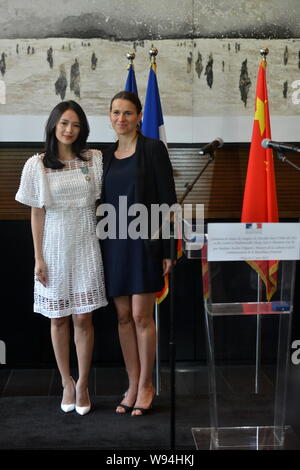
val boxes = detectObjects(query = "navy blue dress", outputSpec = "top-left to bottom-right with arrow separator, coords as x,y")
102,153 -> 164,297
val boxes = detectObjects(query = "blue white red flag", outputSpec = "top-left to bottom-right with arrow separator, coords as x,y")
142,62 -> 182,303
141,63 -> 167,147
125,63 -> 138,95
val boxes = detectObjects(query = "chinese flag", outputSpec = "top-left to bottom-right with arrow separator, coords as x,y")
155,239 -> 183,304
156,274 -> 169,304
241,58 -> 279,301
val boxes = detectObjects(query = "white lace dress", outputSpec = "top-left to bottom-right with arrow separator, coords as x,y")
15,150 -> 107,318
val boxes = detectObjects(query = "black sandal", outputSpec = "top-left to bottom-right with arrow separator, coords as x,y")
131,406 -> 152,416
131,388 -> 156,416
116,403 -> 133,414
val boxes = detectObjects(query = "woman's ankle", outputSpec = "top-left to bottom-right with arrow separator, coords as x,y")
62,375 -> 74,387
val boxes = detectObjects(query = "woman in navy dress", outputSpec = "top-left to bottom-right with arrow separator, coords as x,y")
100,91 -> 177,415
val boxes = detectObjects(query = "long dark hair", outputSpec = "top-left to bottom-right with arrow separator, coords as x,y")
110,90 -> 142,116
43,100 -> 90,169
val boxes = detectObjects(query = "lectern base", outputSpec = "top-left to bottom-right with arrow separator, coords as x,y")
191,426 -> 300,450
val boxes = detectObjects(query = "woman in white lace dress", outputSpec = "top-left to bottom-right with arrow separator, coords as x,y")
16,101 -> 107,415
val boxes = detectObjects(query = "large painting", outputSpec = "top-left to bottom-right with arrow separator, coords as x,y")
0,0 -> 300,142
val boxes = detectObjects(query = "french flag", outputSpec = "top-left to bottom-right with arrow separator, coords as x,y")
141,64 -> 167,147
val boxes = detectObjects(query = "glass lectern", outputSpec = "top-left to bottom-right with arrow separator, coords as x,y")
186,231 -> 296,450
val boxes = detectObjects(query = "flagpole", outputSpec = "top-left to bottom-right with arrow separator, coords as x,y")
149,46 -> 176,449
155,302 -> 161,395
148,46 -> 175,449
255,274 -> 262,394
142,47 -> 176,447
254,47 -> 269,395
146,48 -> 163,391
146,47 -> 162,400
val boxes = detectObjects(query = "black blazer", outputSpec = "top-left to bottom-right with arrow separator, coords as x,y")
101,133 -> 177,259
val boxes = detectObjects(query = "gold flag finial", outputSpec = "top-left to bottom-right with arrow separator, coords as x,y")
260,47 -> 269,61
149,47 -> 158,65
126,51 -> 135,69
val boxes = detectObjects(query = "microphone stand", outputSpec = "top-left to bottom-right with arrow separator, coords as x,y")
275,150 -> 300,171
169,149 -> 216,450
179,152 -> 215,205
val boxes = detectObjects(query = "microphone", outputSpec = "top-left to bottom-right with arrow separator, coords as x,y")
261,138 -> 300,153
198,138 -> 224,155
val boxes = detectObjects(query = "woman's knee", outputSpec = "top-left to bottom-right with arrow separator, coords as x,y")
73,313 -> 93,331
114,297 -> 132,325
117,307 -> 132,326
132,294 -> 155,329
132,310 -> 153,329
51,317 -> 69,329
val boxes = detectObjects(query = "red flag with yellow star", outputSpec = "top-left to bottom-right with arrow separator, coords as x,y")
241,58 -> 279,301
155,239 -> 183,305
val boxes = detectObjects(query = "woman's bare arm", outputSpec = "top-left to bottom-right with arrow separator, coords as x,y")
31,207 -> 47,287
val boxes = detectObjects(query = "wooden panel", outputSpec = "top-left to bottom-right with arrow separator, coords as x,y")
170,146 -> 300,219
0,148 -> 41,220
1,145 -> 300,220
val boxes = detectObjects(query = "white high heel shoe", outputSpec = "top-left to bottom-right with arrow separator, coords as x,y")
61,377 -> 76,413
61,402 -> 75,413
75,388 -> 91,416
